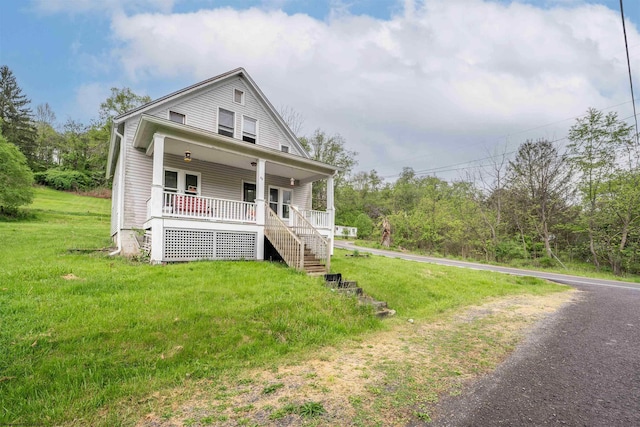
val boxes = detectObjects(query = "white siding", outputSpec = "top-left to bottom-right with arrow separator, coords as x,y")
122,117 -> 153,228
145,76 -> 303,156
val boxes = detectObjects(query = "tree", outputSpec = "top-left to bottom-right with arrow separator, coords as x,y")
33,103 -> 63,170
0,65 -> 37,166
99,87 -> 151,124
299,129 -> 357,209
506,139 -> 573,262
567,108 -> 635,271
0,124 -> 34,213
278,105 -> 305,137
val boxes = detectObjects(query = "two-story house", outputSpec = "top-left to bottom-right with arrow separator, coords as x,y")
106,68 -> 336,273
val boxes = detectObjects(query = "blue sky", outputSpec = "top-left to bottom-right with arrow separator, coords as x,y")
0,0 -> 638,178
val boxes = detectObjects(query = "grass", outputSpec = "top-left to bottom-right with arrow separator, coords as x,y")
1,187 -> 566,426
350,238 -> 640,284
331,249 -> 563,320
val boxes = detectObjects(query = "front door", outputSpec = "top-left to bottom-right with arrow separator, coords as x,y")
243,182 -> 256,203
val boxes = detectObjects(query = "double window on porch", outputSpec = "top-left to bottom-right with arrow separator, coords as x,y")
243,183 -> 291,220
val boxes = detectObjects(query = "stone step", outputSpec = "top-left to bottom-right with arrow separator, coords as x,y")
324,272 -> 394,319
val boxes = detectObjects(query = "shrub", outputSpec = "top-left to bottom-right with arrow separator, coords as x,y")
34,168 -> 93,191
537,257 -> 555,268
353,213 -> 374,239
0,133 -> 34,212
495,239 -> 527,262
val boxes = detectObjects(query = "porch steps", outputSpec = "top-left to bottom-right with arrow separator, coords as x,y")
303,247 -> 326,275
323,274 -> 396,318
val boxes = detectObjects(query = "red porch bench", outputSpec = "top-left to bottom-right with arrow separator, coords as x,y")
173,195 -> 209,215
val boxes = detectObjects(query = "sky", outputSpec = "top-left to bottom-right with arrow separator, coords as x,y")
1,0 -> 639,181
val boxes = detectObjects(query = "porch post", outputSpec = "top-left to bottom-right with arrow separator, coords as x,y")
150,133 -> 165,263
327,174 -> 335,255
255,158 -> 266,260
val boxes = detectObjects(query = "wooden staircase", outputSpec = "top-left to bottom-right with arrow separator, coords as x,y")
264,206 -> 330,274
303,246 -> 326,275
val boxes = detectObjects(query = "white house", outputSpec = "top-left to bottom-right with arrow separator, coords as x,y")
106,68 -> 337,273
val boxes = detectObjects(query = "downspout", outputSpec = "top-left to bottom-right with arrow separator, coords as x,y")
110,127 -> 125,256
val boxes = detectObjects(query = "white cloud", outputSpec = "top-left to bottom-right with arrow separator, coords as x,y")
67,82 -> 112,122
103,0 -> 640,178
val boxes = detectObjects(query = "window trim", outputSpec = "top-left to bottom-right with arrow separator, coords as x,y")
242,115 -> 258,144
280,145 -> 290,153
218,107 -> 235,138
234,89 -> 245,105
168,110 -> 186,124
163,167 -> 201,196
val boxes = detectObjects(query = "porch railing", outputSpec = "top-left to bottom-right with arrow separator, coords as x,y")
158,192 -> 256,223
291,206 -> 330,272
265,206 -> 304,271
299,209 -> 331,229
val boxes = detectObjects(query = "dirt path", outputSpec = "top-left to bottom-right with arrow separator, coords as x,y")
137,290 -> 576,427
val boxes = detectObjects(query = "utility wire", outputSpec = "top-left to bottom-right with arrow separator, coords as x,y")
369,99 -> 638,173
620,0 -> 639,144
381,112 -> 640,179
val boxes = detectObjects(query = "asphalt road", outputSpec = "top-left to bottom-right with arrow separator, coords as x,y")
334,241 -> 640,426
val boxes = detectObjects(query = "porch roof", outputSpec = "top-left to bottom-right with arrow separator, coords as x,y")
133,114 -> 339,183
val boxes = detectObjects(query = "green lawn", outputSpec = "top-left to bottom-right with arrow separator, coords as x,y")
0,188 -> 564,426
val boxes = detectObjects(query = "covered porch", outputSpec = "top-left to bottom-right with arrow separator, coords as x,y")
134,115 -> 336,269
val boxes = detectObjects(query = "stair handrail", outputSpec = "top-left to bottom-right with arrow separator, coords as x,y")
264,205 -> 305,271
290,206 -> 330,273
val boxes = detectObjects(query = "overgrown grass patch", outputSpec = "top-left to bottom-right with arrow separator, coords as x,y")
331,249 -> 564,319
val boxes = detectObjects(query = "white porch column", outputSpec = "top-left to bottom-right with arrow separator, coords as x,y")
150,133 -> 165,263
255,158 -> 266,260
327,174 -> 335,255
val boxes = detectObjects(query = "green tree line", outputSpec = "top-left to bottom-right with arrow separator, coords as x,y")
0,65 -> 150,199
335,109 -> 640,276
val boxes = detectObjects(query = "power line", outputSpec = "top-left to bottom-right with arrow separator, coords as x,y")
380,111 -> 640,179
368,99 -> 638,173
619,0 -> 639,144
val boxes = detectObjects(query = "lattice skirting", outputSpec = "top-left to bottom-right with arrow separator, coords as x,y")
163,228 -> 257,261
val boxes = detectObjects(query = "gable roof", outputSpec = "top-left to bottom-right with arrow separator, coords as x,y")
112,67 -> 308,159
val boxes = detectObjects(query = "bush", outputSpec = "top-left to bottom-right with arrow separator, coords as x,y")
537,257 -> 555,268
0,133 -> 34,212
495,239 -> 526,262
34,168 -> 94,191
353,213 -> 374,239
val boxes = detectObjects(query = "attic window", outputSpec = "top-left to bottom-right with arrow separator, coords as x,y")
242,116 -> 257,144
234,89 -> 244,104
281,145 -> 289,153
218,108 -> 234,137
169,111 -> 185,124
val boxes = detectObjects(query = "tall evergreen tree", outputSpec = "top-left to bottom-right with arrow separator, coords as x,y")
0,66 -> 37,166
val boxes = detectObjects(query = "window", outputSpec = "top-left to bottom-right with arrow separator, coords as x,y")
242,116 -> 257,144
164,170 -> 178,192
234,89 -> 244,104
218,108 -> 234,137
169,111 -> 185,124
185,174 -> 199,195
269,187 -> 292,220
163,168 -> 200,195
281,145 -> 289,153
